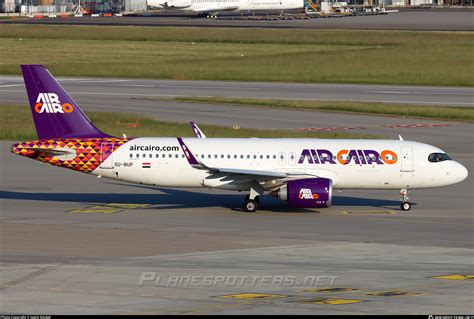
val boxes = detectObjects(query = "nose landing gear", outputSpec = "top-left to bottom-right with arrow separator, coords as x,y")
400,188 -> 411,211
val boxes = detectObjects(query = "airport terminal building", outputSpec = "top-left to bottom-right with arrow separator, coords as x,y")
0,0 -> 147,13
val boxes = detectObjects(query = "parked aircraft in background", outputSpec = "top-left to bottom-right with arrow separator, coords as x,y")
147,0 -> 304,18
12,65 -> 468,212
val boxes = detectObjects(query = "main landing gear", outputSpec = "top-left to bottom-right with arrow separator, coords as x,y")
400,188 -> 411,211
244,195 -> 260,212
243,186 -> 263,213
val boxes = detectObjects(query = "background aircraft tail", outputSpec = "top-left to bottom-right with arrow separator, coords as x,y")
21,64 -> 109,140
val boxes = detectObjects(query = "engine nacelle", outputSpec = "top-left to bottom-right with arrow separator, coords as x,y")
270,178 -> 332,208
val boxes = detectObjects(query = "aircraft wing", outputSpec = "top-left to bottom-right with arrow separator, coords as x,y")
192,5 -> 239,12
177,137 -> 312,179
209,167 -> 287,178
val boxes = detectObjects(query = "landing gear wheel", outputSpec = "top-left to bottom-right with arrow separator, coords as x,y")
401,202 -> 411,211
243,199 -> 258,213
399,189 -> 411,211
245,195 -> 259,204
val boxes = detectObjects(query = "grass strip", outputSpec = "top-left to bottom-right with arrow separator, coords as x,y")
0,25 -> 472,86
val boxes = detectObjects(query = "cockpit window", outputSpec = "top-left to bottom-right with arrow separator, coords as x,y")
428,153 -> 451,163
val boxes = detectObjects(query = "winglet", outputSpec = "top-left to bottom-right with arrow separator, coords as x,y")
177,137 -> 202,168
190,121 -> 206,138
399,134 -> 404,141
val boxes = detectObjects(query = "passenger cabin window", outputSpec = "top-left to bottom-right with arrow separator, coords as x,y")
428,153 -> 451,163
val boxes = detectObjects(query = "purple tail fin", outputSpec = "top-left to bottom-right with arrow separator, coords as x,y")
21,65 -> 110,140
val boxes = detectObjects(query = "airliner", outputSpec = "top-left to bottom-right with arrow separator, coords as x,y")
11,65 -> 468,212
147,0 -> 303,17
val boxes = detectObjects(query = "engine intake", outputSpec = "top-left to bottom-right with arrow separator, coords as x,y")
270,178 -> 332,208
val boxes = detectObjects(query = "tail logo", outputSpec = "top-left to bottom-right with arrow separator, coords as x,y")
34,93 -> 73,114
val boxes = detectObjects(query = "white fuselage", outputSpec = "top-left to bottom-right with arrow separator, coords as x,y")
147,0 -> 303,12
93,138 -> 468,191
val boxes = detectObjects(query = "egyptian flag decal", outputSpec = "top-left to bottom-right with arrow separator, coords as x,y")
142,162 -> 151,168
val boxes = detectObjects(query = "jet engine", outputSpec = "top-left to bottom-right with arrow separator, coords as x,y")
269,178 -> 332,208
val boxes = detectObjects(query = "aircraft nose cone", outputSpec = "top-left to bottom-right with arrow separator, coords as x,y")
456,162 -> 469,183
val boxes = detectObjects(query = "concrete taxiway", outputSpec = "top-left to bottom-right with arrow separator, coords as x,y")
1,85 -> 473,313
1,10 -> 473,31
1,135 -> 473,314
1,76 -> 473,106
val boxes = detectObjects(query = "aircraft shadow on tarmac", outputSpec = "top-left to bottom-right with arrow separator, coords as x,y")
0,182 -> 406,213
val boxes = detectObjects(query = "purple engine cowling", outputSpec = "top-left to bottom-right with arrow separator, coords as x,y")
270,178 -> 332,208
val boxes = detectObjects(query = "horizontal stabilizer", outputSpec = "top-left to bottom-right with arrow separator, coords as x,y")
19,147 -> 76,161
